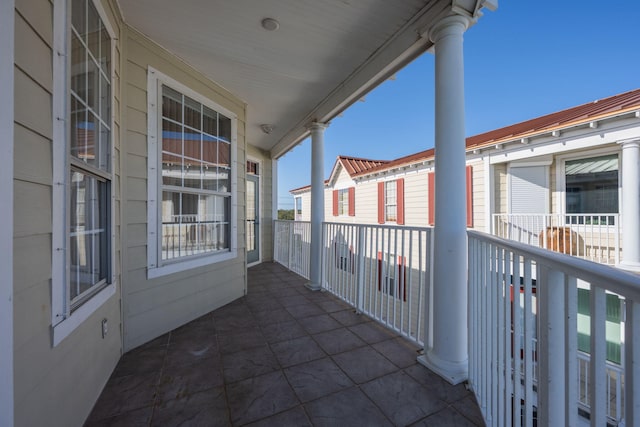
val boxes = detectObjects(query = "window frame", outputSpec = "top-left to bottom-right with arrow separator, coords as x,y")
146,67 -> 238,278
556,149 -> 621,227
294,196 -> 303,220
384,180 -> 397,222
51,0 -> 116,346
337,188 -> 349,216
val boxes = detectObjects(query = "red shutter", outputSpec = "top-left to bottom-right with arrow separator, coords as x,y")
466,165 -> 473,227
332,190 -> 338,216
428,172 -> 435,226
396,179 -> 405,225
377,182 -> 385,224
348,187 -> 355,216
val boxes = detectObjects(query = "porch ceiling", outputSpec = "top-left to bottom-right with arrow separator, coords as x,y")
118,0 -> 476,158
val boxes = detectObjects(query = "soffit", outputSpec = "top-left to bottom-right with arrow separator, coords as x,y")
118,0 -> 458,157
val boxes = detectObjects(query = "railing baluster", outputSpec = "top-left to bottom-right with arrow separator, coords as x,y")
626,300 -> 640,426
565,276 -> 578,427
589,286 -> 606,427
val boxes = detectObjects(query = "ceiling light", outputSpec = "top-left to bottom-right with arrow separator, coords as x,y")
261,18 -> 280,31
260,124 -> 274,134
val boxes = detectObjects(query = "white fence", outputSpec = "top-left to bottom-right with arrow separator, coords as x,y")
273,220 -> 311,279
468,230 -> 640,427
321,222 -> 432,346
493,214 -> 621,265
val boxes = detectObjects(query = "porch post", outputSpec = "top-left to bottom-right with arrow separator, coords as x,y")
417,14 -> 471,385
307,122 -> 328,290
618,139 -> 640,271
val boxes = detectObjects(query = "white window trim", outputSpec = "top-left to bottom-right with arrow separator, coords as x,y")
294,195 -> 303,220
555,147 -> 621,216
247,156 -> 262,267
146,67 -> 238,279
384,179 -> 398,223
0,0 -> 14,422
51,0 -> 117,346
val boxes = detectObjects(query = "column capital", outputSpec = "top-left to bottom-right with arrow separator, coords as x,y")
428,14 -> 472,44
617,138 -> 640,147
307,122 -> 329,133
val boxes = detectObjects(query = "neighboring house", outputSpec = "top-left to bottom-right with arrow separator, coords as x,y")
291,88 -> 640,267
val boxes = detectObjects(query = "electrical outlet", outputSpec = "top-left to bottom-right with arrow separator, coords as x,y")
101,318 -> 108,338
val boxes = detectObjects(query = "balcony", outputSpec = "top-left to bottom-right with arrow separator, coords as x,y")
85,262 -> 483,426
273,220 -> 640,426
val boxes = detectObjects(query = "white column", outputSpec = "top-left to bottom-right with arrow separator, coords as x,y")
417,14 -> 471,385
619,139 -> 640,271
307,122 -> 328,290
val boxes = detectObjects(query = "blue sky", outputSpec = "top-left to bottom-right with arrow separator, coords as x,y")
277,1 -> 640,209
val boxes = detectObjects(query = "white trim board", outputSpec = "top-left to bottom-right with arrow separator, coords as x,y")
0,0 -> 14,424
246,156 -> 263,267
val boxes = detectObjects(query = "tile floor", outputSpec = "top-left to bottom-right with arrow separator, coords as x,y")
85,263 -> 484,426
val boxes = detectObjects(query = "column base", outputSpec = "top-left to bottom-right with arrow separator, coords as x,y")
617,261 -> 640,274
417,350 -> 468,385
305,282 -> 322,292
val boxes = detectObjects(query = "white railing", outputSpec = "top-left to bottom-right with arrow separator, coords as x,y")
493,214 -> 621,265
321,222 -> 432,346
577,351 -> 624,422
273,220 -> 311,279
468,230 -> 640,427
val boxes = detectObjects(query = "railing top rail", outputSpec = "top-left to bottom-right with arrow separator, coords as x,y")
493,213 -> 620,217
274,219 -> 311,225
322,221 -> 433,233
468,230 -> 640,300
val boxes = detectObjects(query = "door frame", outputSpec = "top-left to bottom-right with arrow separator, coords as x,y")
247,157 -> 262,267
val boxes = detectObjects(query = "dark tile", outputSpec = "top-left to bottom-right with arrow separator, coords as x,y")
373,337 -> 420,368
332,346 -> 398,384
136,333 -> 170,350
279,295 -> 311,308
452,395 -> 486,426
244,406 -> 311,427
245,296 -> 282,313
349,321 -> 398,344
304,387 -> 392,427
270,336 -> 326,367
331,309 -> 371,326
151,386 -> 230,427
286,303 -> 325,319
226,371 -> 299,425
261,320 -> 307,344
170,326 -> 216,346
84,406 -> 152,427
212,303 -> 251,321
404,364 -> 471,403
165,339 -> 219,368
361,371 -> 447,425
312,328 -> 366,355
217,328 -> 266,354
222,344 -> 280,383
87,372 -> 160,421
316,299 -> 350,313
214,313 -> 258,333
253,308 -> 294,325
411,405 -> 480,427
284,357 -> 353,402
269,287 -> 301,297
111,345 -> 167,378
158,357 -> 223,403
297,314 -> 342,334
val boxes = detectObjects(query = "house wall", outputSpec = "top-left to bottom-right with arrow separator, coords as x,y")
246,144 -> 275,262
12,1 -> 123,426
121,26 -> 247,351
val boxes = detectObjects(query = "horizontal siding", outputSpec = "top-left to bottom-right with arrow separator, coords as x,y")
122,26 -> 247,351
13,1 -> 122,426
470,159 -> 484,230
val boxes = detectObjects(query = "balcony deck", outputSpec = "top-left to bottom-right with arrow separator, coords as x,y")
85,263 -> 484,426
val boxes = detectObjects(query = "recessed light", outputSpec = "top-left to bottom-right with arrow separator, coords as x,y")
261,18 -> 280,31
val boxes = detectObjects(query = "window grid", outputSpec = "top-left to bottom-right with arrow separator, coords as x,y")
160,85 -> 232,262
338,189 -> 349,216
385,181 -> 397,222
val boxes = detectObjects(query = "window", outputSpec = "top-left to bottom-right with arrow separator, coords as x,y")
377,252 -> 407,301
147,69 -> 237,277
565,154 -> 618,225
52,0 -> 115,344
377,179 -> 404,224
332,187 -> 355,217
295,197 -> 302,220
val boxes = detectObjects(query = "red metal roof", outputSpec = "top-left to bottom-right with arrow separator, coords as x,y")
290,89 -> 640,190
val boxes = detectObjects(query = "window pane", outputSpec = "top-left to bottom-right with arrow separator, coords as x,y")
216,167 -> 230,193
203,106 -> 217,136
87,56 -> 99,114
71,0 -> 86,41
183,131 -> 202,190
70,97 -> 86,161
99,23 -> 110,76
70,170 -> 108,302
100,74 -> 110,123
71,32 -> 87,102
219,115 -> 231,142
566,155 -> 618,214
162,119 -> 182,187
99,122 -> 110,170
87,1 -> 100,61
162,86 -> 182,122
184,96 -> 201,130
202,135 -> 217,191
